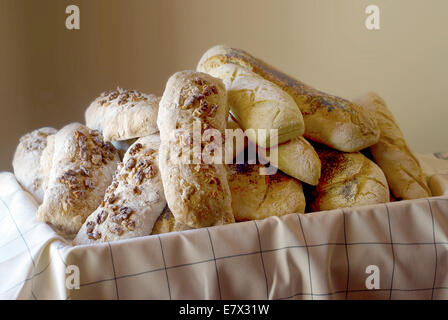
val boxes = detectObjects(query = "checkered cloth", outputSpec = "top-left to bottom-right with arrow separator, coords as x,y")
1,154 -> 447,300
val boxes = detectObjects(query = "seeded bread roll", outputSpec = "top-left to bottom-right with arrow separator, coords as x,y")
206,63 -> 304,148
228,163 -> 305,221
85,87 -> 160,142
310,146 -> 389,211
260,136 -> 321,185
197,45 -> 380,152
37,123 -> 119,235
151,207 -> 192,235
353,92 -> 431,200
12,127 -> 57,203
74,135 -> 166,244
157,71 -> 235,228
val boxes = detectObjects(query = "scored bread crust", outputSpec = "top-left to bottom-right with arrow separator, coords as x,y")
12,127 -> 57,203
73,134 -> 166,245
227,163 -> 305,221
354,92 -> 431,200
37,123 -> 119,235
197,45 -> 380,152
260,136 -> 321,186
157,70 -> 235,228
85,87 -> 160,142
206,63 -> 304,148
311,146 -> 390,211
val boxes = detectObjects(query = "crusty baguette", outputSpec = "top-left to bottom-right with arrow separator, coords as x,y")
37,123 -> 119,235
85,87 -> 160,142
73,135 -> 166,245
206,63 -> 304,148
353,92 -> 431,200
157,71 -> 235,228
227,163 -> 305,221
259,136 -> 321,185
12,127 -> 57,203
197,45 -> 380,152
310,145 -> 389,211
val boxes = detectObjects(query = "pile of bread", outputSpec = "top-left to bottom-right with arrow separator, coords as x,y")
12,45 -> 431,245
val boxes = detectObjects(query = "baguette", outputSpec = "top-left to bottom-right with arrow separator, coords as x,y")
310,145 -> 389,211
206,63 -> 304,148
157,71 -> 235,228
353,92 -> 431,199
197,45 -> 380,152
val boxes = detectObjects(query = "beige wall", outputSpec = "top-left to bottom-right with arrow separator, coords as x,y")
1,0 -> 447,171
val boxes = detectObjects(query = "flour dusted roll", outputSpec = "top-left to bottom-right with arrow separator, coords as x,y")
74,135 -> 166,244
197,45 -> 380,152
228,163 -> 305,221
260,136 -> 321,185
310,145 -> 389,211
37,123 -> 119,235
206,63 -> 304,148
157,71 -> 235,228
85,87 -> 160,142
12,127 -> 57,203
353,92 -> 431,200
225,115 -> 247,164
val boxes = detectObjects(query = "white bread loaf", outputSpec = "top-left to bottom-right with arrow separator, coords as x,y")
310,145 -> 390,211
12,127 -> 57,203
205,63 -> 304,148
260,136 -> 321,185
353,92 -> 431,200
74,135 -> 166,244
37,123 -> 119,235
157,71 -> 235,228
85,87 -> 160,142
227,163 -> 305,221
197,45 -> 380,152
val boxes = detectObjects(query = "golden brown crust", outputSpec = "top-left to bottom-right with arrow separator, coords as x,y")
157,71 -> 235,228
227,163 -> 305,221
197,45 -> 380,152
310,145 -> 389,211
260,136 -> 321,185
354,92 -> 431,200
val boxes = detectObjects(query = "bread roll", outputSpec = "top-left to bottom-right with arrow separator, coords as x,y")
228,163 -> 305,221
85,87 -> 160,142
206,63 -> 304,148
310,146 -> 389,211
12,127 -> 57,203
37,123 -> 119,235
353,92 -> 431,200
259,136 -> 321,185
197,45 -> 380,152
157,71 -> 235,228
74,135 -> 166,244
151,207 -> 192,235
